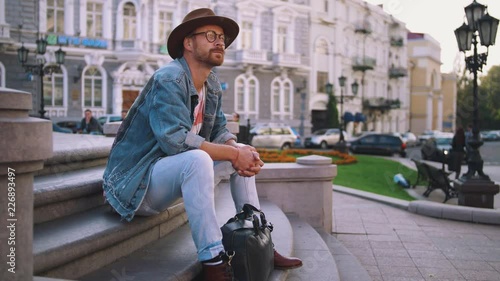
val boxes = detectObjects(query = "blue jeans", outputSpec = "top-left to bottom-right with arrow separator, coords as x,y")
136,150 -> 260,261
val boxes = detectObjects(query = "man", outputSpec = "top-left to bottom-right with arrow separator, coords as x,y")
102,8 -> 302,281
79,109 -> 102,134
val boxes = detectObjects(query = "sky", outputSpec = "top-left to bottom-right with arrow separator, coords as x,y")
365,0 -> 500,75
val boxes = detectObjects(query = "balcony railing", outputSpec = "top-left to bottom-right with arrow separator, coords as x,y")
389,66 -> 407,78
352,56 -> 376,71
236,49 -> 269,65
354,21 -> 372,34
272,53 -> 301,67
363,97 -> 401,111
390,37 -> 404,47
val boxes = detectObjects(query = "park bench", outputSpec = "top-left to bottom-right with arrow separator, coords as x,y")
412,159 -> 457,202
411,158 -> 429,189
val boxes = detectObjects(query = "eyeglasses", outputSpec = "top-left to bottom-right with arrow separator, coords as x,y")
190,30 -> 228,45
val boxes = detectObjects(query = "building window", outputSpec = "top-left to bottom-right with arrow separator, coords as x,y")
277,26 -> 287,53
317,71 -> 328,93
123,2 -> 137,40
87,1 -> 103,37
43,70 -> 64,107
158,11 -> 173,43
47,0 -> 65,33
241,21 -> 253,49
235,75 -> 258,118
83,67 -> 103,107
271,78 -> 293,120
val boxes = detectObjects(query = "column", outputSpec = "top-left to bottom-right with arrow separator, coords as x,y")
426,92 -> 433,130
0,88 -> 53,281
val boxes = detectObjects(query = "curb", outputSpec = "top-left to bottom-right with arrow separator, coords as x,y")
333,185 -> 500,225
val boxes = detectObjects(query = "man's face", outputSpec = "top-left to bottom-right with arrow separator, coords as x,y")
189,25 -> 226,67
85,111 -> 92,118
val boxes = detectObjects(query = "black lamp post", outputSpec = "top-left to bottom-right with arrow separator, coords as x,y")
296,79 -> 307,139
17,37 -> 66,119
453,0 -> 499,208
325,77 -> 359,145
454,0 -> 498,180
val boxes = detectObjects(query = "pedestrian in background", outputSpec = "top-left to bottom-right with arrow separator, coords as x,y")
79,109 -> 102,134
450,127 -> 466,179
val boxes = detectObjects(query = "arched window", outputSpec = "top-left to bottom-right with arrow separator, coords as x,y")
270,77 -> 293,120
123,2 -> 137,40
83,67 -> 103,108
235,74 -> 259,119
315,38 -> 329,54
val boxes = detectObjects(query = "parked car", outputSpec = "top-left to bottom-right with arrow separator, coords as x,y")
55,119 -> 81,133
348,133 -> 407,157
401,132 -> 419,147
249,123 -> 300,150
98,114 -> 122,126
420,134 -> 452,162
417,130 -> 441,144
482,130 -> 500,141
304,128 -> 350,149
52,122 -> 73,134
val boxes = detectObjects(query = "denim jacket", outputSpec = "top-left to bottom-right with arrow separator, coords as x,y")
103,57 -> 236,221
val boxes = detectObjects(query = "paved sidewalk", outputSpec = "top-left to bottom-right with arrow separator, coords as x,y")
332,191 -> 500,281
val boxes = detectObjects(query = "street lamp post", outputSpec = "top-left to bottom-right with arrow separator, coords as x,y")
296,79 -> 307,139
325,77 -> 359,150
17,37 -> 66,119
338,75 -> 346,143
453,0 -> 499,208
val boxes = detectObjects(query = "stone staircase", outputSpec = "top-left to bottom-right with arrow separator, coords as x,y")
30,133 -> 371,281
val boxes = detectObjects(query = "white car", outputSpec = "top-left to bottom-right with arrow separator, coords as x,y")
250,123 -> 300,150
304,128 -> 350,149
98,114 -> 122,126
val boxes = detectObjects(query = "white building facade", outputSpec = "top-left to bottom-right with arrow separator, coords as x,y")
0,0 -> 410,136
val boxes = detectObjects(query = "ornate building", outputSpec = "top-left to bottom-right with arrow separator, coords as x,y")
0,0 -> 453,136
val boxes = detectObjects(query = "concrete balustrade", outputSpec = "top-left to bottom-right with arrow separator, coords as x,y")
256,155 -> 337,232
0,88 -> 53,281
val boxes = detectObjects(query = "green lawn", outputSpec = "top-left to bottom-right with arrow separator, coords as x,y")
333,155 -> 418,201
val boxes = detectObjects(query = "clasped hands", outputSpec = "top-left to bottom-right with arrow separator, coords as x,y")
231,144 -> 264,177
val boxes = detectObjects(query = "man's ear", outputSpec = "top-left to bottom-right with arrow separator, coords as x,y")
184,37 -> 193,51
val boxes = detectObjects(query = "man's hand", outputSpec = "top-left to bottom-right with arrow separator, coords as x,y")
231,145 -> 264,177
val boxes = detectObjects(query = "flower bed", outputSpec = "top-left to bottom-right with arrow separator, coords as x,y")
256,149 -> 357,165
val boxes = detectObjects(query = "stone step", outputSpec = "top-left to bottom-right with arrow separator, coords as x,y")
36,133 -> 114,177
285,214 -> 340,281
79,183 -> 292,281
317,229 -> 372,281
34,166 -> 106,224
33,202 -> 187,279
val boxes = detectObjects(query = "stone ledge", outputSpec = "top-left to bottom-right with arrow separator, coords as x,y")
257,156 -> 337,232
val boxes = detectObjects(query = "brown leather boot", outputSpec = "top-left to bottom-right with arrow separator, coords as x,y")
274,250 -> 303,270
202,251 -> 234,281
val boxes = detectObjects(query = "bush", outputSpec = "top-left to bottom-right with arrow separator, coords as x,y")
256,149 -> 357,165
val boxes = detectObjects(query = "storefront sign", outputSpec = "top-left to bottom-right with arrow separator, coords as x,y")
46,34 -> 108,49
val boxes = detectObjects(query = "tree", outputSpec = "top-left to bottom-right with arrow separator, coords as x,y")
456,64 -> 500,130
479,65 -> 500,130
326,88 -> 340,128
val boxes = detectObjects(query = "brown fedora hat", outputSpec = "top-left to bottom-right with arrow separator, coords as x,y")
167,8 -> 239,59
